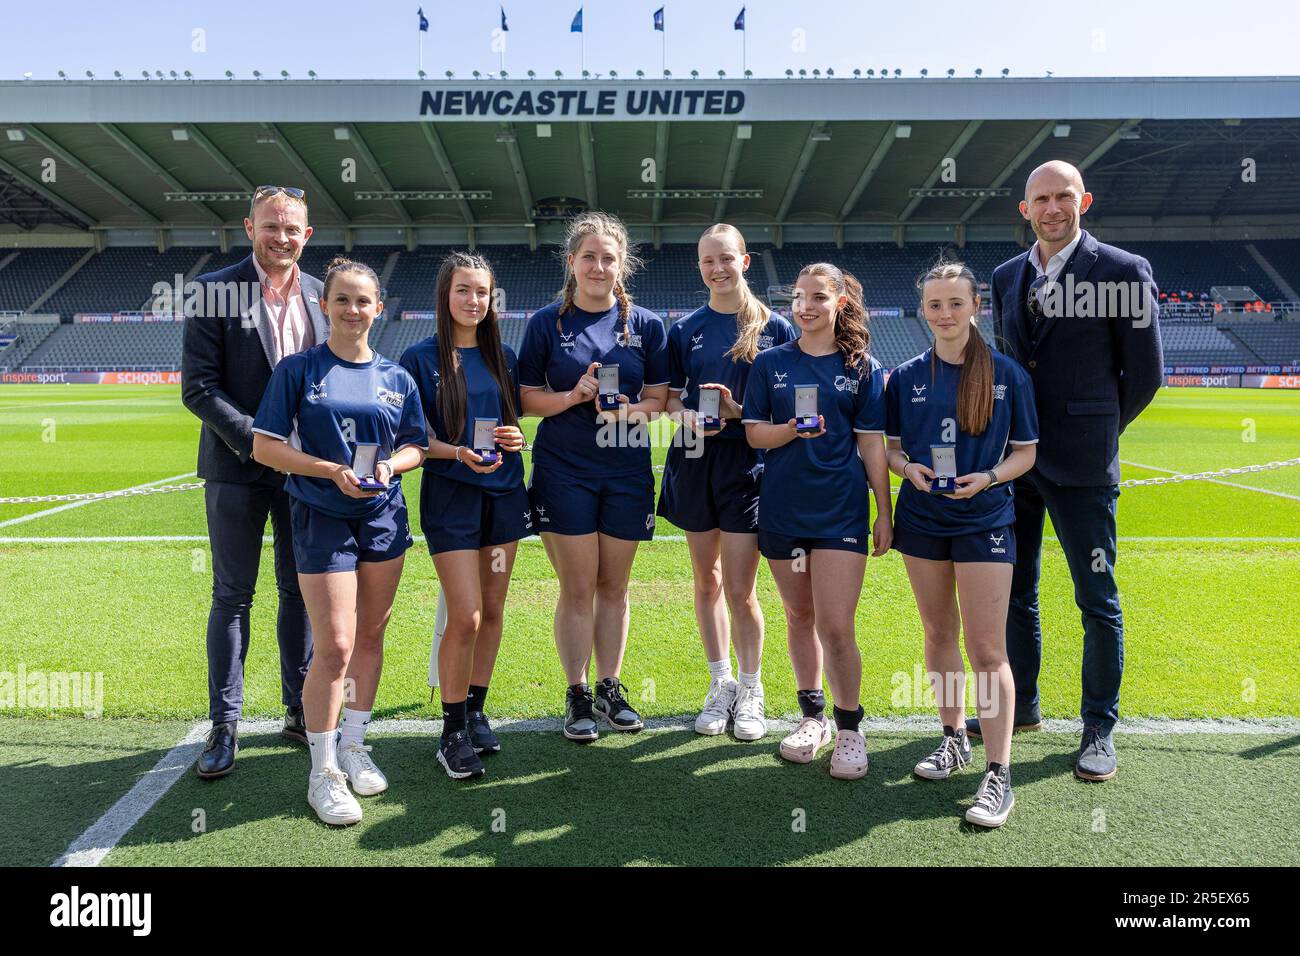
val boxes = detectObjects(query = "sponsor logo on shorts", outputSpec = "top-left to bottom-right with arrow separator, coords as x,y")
377,387 -> 405,408
842,537 -> 858,544
989,531 -> 1006,554
536,504 -> 549,523
773,371 -> 788,388
911,383 -> 926,403
834,375 -> 859,394
646,513 -> 655,530
524,510 -> 534,528
992,383 -> 1007,401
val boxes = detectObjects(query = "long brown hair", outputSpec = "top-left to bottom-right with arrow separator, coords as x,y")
917,259 -> 993,436
556,210 -> 643,344
698,223 -> 772,364
434,251 -> 518,444
795,262 -> 871,370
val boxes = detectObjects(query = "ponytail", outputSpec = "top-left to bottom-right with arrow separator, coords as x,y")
796,262 -> 871,370
918,259 -> 993,435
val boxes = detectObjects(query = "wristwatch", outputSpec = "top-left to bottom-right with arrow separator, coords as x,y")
984,468 -> 999,487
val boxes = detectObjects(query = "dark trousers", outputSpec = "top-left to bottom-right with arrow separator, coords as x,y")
1007,469 -> 1124,731
204,478 -> 313,723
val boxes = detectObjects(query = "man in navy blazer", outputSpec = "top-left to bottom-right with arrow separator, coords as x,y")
969,161 -> 1163,781
181,186 -> 329,779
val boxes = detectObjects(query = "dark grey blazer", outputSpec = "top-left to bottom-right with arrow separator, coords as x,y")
181,254 -> 329,483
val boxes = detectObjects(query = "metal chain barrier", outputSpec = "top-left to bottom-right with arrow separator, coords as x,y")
1117,457 -> 1300,488
0,482 -> 205,505
2,458 -> 1296,506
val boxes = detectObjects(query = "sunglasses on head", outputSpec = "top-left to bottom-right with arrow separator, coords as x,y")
254,185 -> 306,201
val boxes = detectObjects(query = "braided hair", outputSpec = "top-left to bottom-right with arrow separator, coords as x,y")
556,210 -> 643,344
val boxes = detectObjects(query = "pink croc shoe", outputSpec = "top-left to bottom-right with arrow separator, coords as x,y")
829,728 -> 869,779
779,716 -> 832,764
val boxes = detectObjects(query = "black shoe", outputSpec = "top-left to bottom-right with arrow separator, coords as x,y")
965,766 -> 1015,828
437,730 -> 485,780
1075,724 -> 1118,781
594,677 -> 644,732
914,728 -> 973,780
965,707 -> 1043,739
196,721 -> 238,779
563,684 -> 599,742
466,711 -> 501,754
281,705 -> 308,745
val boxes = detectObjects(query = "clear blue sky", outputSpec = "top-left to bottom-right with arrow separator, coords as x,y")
3,0 -> 1296,81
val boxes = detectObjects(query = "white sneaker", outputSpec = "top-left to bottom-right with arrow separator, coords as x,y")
694,677 -> 738,735
307,767 -> 363,826
732,680 -> 767,741
337,741 -> 388,796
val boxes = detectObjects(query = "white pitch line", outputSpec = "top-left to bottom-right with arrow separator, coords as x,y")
1122,459 -> 1300,502
5,534 -> 1300,546
51,712 -> 1300,868
53,720 -> 209,868
0,471 -> 197,529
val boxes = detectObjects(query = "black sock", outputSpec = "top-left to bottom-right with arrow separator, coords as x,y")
466,684 -> 489,714
796,689 -> 826,720
442,699 -> 467,736
988,761 -> 1010,782
943,725 -> 955,736
833,705 -> 864,732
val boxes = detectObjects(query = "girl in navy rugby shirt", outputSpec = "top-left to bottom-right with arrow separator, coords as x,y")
884,260 -> 1038,828
517,211 -> 669,743
399,252 -> 528,781
660,224 -> 797,742
743,263 -> 892,780
252,258 -> 427,827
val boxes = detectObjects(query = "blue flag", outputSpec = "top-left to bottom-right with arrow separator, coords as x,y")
734,7 -> 745,30
500,5 -> 508,30
653,7 -> 664,31
418,6 -> 428,31
571,7 -> 582,32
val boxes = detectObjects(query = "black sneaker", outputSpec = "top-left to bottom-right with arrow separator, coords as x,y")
466,710 -> 501,754
965,766 -> 1015,828
964,707 -> 1042,739
281,705 -> 308,745
913,728 -> 973,780
564,684 -> 599,742
594,678 -> 644,732
437,730 -> 485,780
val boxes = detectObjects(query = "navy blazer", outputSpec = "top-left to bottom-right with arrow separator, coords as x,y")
181,254 -> 329,483
991,230 -> 1163,487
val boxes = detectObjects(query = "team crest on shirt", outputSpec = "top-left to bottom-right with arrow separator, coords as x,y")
834,375 -> 859,394
691,333 -> 705,351
377,387 -> 405,408
911,383 -> 927,403
757,334 -> 774,350
773,371 -> 788,389
306,380 -> 326,402
617,331 -> 643,348
560,331 -> 576,348
989,532 -> 1007,555
992,384 -> 1007,401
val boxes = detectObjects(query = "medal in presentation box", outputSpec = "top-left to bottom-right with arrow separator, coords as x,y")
473,417 -> 499,465
697,386 -> 722,430
597,364 -> 621,411
794,385 -> 820,434
352,443 -> 386,492
929,445 -> 957,494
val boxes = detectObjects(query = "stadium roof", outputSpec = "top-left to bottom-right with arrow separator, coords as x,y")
1,76 -> 1297,240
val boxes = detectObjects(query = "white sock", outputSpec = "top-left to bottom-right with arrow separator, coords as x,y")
707,658 -> 734,682
307,729 -> 338,775
738,668 -> 761,687
339,708 -> 371,749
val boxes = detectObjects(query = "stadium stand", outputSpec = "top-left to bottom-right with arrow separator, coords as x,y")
0,249 -> 88,312
22,321 -> 183,371
38,247 -> 208,318
1225,319 -> 1300,365
0,317 -> 61,370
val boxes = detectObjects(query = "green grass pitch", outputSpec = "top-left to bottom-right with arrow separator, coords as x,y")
1,383 -> 1297,866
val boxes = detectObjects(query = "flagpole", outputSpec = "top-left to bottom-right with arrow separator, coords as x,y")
419,31 -> 424,75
